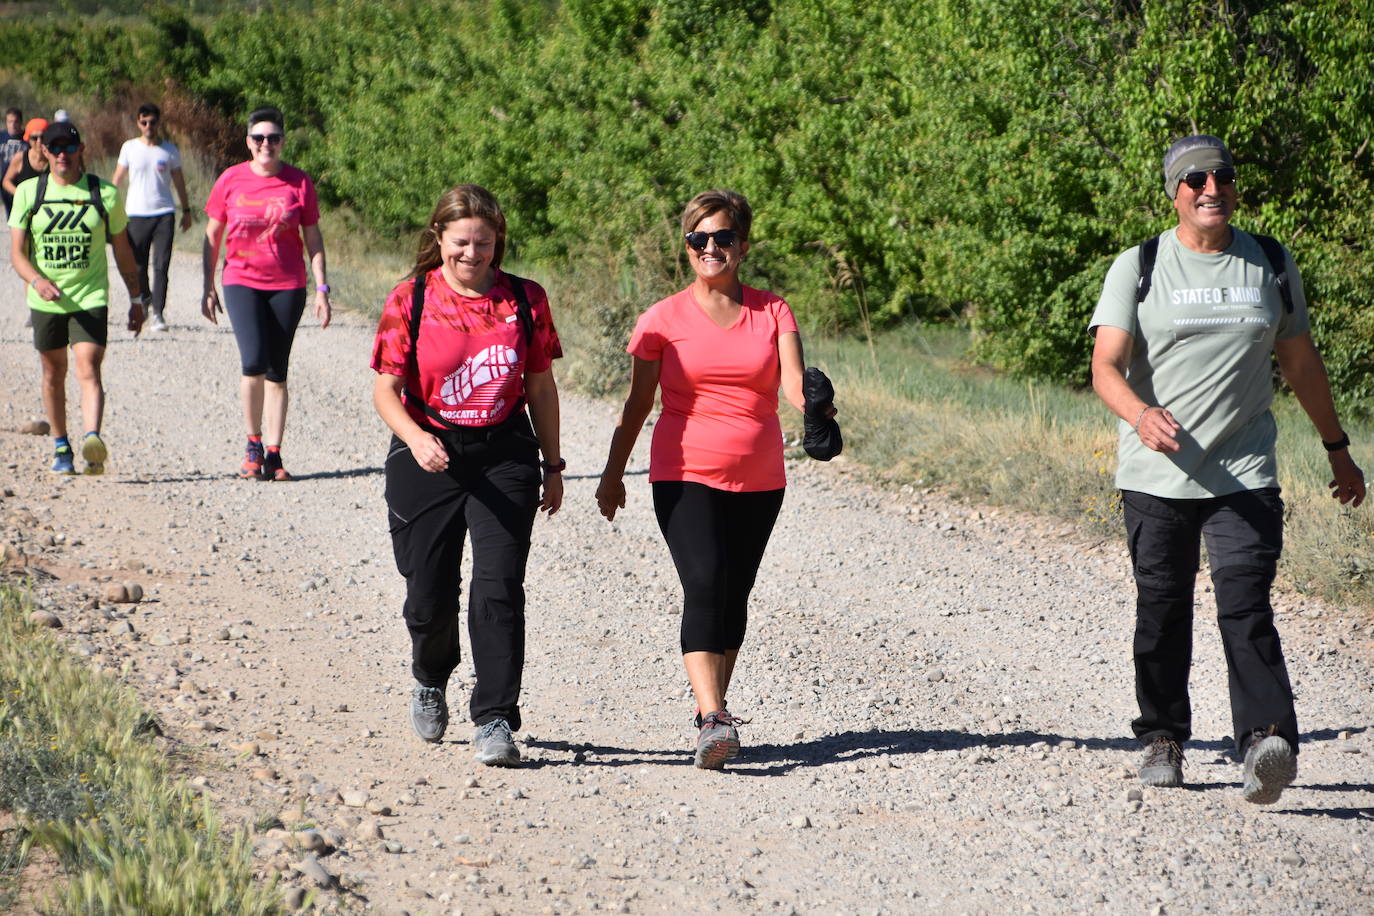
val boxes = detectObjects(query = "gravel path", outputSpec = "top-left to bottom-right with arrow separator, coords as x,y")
1,245 -> 1371,915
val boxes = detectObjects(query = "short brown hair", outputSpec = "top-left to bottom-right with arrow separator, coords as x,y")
409,184 -> 508,279
680,189 -> 753,241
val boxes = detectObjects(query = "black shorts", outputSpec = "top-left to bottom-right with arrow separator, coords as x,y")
31,307 -> 108,351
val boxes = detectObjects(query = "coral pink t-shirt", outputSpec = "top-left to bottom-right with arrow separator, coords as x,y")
205,162 -> 319,289
628,285 -> 798,492
371,269 -> 562,428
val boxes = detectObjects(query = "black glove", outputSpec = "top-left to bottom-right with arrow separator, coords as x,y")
802,367 -> 843,461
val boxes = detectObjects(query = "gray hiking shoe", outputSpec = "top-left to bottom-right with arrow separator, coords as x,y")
1139,736 -> 1184,787
409,685 -> 448,743
473,718 -> 521,767
1242,729 -> 1297,805
694,710 -> 745,770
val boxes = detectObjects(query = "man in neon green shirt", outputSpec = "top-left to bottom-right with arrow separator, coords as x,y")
8,121 -> 144,475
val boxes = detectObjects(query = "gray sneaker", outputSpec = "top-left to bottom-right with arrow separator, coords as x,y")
1242,729 -> 1297,805
147,307 -> 168,333
1139,736 -> 1184,787
694,710 -> 744,769
409,685 -> 448,743
473,718 -> 521,767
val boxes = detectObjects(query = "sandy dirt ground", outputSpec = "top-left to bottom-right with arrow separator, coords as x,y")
1,244 -> 1371,915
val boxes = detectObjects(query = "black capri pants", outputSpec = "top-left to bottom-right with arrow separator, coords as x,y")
385,411 -> 541,730
222,284 -> 307,382
652,480 -> 785,654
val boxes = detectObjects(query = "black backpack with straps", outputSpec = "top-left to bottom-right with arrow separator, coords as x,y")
1134,231 -> 1293,313
22,171 -> 109,234
403,270 -> 536,431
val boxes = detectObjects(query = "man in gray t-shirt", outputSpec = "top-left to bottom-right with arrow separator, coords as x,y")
1088,134 -> 1364,805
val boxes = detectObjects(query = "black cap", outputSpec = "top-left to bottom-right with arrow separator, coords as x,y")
41,121 -> 80,147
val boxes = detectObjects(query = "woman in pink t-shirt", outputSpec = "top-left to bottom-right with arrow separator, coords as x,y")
597,189 -> 830,770
372,184 -> 564,767
202,106 -> 332,481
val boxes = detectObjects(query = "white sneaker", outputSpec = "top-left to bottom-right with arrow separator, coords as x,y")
148,309 -> 169,333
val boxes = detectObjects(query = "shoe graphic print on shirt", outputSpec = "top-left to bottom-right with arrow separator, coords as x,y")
437,344 -> 520,423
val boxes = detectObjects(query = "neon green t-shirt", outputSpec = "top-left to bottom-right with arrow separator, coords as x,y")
8,173 -> 128,314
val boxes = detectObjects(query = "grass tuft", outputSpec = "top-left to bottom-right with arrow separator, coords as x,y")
0,584 -> 282,914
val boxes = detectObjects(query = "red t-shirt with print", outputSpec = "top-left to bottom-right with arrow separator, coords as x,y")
205,162 -> 320,289
371,268 -> 562,428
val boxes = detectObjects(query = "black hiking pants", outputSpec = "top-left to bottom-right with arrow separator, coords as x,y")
384,411 -> 541,730
1123,487 -> 1297,756
127,213 -> 175,315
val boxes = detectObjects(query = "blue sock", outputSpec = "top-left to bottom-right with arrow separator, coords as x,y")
55,436 -> 70,451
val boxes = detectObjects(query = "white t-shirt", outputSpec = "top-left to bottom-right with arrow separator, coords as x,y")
117,138 -> 182,216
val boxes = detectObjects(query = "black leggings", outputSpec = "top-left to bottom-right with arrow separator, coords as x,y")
222,284 -> 307,382
652,481 -> 784,654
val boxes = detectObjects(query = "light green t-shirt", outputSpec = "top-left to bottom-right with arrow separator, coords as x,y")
1089,227 -> 1309,499
8,173 -> 128,314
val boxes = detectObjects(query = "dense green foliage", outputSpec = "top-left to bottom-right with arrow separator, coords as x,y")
1,0 -> 1369,410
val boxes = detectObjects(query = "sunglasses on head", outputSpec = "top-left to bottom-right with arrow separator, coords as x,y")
1180,167 -> 1236,190
684,229 -> 739,251
248,132 -> 283,146
46,141 -> 79,155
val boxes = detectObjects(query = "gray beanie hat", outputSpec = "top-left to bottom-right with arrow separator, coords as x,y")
1162,135 -> 1233,199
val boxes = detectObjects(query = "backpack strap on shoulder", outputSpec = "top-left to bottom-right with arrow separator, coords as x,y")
1134,235 -> 1160,305
402,271 -> 472,432
22,171 -> 49,229
1250,233 -> 1293,314
503,272 -> 535,345
86,172 -> 108,234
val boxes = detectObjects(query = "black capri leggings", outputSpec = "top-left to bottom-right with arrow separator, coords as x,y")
652,481 -> 785,654
222,284 -> 307,382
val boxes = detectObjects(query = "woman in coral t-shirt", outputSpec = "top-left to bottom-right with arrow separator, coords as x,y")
597,189 -> 832,770
202,106 -> 331,481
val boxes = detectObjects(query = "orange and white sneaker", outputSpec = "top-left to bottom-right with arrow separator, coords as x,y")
240,440 -> 265,479
261,448 -> 291,482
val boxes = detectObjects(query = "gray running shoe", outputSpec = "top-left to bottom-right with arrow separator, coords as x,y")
1242,729 -> 1297,805
473,718 -> 521,767
409,685 -> 448,743
694,710 -> 744,770
1139,736 -> 1184,787
148,307 -> 168,333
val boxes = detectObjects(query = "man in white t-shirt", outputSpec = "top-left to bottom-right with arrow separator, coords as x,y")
1089,134 -> 1364,805
112,102 -> 192,332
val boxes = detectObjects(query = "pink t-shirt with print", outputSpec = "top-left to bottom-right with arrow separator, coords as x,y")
371,269 -> 562,428
628,284 -> 798,492
205,162 -> 319,289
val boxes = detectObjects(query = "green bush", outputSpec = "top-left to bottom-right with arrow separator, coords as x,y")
5,0 -> 1368,412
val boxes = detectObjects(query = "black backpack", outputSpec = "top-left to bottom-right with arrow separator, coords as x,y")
403,270 -> 535,431
21,171 -> 109,235
1134,231 -> 1293,313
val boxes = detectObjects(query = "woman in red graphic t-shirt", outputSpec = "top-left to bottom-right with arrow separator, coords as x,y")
202,106 -> 331,481
596,189 -> 837,770
371,184 -> 563,768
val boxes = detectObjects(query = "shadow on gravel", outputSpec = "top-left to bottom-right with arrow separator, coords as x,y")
517,729 -> 1368,774
289,467 -> 383,481
523,740 -> 691,768
1276,806 -> 1374,820
119,473 -> 229,485
563,469 -> 648,482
